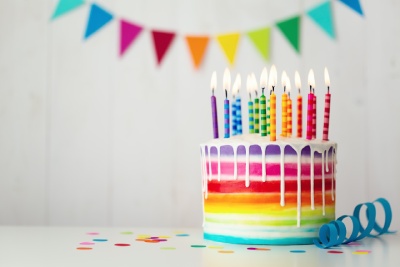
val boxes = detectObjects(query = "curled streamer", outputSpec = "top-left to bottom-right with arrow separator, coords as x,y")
314,198 -> 396,249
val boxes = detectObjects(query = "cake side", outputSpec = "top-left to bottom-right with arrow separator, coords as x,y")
200,134 -> 337,245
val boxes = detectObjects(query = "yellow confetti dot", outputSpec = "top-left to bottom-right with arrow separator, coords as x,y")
208,245 -> 224,249
218,250 -> 234,254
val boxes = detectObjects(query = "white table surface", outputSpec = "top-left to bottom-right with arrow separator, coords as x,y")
0,226 -> 398,267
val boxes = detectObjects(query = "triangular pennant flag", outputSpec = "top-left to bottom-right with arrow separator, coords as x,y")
51,0 -> 85,20
247,27 -> 271,61
216,33 -> 240,66
151,30 -> 176,65
185,35 -> 210,69
339,0 -> 363,16
119,19 -> 143,57
276,16 -> 301,53
84,3 -> 113,40
307,1 -> 335,39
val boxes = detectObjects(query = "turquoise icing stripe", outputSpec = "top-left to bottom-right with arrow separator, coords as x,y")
204,232 -> 315,245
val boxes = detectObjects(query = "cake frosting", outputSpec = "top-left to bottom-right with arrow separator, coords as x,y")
200,134 -> 337,245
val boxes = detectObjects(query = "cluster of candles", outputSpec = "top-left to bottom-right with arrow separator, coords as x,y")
210,65 -> 332,141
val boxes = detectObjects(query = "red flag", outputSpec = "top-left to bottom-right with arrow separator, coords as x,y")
151,30 -> 176,65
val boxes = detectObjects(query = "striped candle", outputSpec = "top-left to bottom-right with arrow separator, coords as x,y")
323,68 -> 331,141
287,95 -> 292,137
270,92 -> 276,141
248,100 -> 254,133
312,93 -> 317,139
223,68 -> 231,138
281,93 -> 288,137
231,97 -> 237,136
323,93 -> 331,140
260,94 -> 267,136
254,98 -> 260,133
267,98 -> 270,135
224,99 -> 230,138
258,68 -> 268,135
236,96 -> 243,135
297,94 -> 302,138
307,69 -> 315,140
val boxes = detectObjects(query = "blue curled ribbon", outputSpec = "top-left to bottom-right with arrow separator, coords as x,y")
313,198 -> 396,249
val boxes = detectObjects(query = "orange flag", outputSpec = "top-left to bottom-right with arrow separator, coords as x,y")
185,35 -> 209,69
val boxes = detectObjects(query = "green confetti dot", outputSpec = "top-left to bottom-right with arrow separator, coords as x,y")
191,245 -> 206,248
120,231 -> 134,235
160,247 -> 176,250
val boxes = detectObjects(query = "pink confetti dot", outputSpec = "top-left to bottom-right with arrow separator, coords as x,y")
79,242 -> 95,245
86,232 -> 100,235
327,250 -> 343,254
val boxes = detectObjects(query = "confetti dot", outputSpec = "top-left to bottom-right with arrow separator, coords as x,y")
176,234 -> 190,237
93,239 -> 108,242
290,250 -> 306,253
208,245 -> 224,249
79,242 -> 95,245
115,243 -> 131,247
158,236 -> 171,239
247,247 -> 270,251
120,231 -> 133,235
150,237 -> 159,239
352,251 -> 369,255
77,247 -> 93,250
327,250 -> 343,254
191,245 -> 207,248
218,250 -> 234,254
87,232 -> 100,235
160,247 -> 176,250
144,239 -> 161,243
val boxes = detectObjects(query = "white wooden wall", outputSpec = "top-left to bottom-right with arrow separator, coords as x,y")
1,0 -> 399,228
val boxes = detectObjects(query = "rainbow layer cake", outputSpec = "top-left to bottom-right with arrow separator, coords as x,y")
200,134 -> 337,245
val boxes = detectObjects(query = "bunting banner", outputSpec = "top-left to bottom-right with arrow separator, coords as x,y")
276,16 -> 301,54
119,19 -> 143,57
51,0 -> 365,68
216,33 -> 241,66
247,27 -> 271,61
185,36 -> 210,69
51,0 -> 84,20
307,1 -> 335,39
84,3 -> 113,40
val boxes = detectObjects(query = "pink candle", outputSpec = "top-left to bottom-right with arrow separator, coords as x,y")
312,93 -> 317,139
323,68 -> 331,141
306,69 -> 315,140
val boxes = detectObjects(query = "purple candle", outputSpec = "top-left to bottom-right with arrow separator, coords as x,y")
210,71 -> 219,138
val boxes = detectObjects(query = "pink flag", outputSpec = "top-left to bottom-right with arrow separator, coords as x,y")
151,30 -> 176,65
120,19 -> 143,57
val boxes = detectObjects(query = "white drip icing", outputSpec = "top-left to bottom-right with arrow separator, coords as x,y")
310,150 -> 315,210
322,150 -> 326,216
200,135 -> 337,228
296,150 -> 301,227
261,145 -> 267,182
233,145 -> 238,180
245,145 -> 250,187
279,144 -> 286,207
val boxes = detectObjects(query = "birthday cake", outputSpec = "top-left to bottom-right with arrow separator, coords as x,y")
200,135 -> 337,245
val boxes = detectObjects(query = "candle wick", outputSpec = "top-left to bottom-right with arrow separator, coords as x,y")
212,89 -> 214,96
284,86 -> 286,93
298,88 -> 301,94
272,86 -> 275,93
255,91 -> 258,98
288,92 -> 290,99
262,88 -> 265,95
249,93 -> 252,100
327,86 -> 330,94
313,88 -> 315,94
309,85 -> 312,93
225,89 -> 228,99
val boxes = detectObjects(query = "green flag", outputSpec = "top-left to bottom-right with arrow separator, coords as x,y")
276,16 -> 301,54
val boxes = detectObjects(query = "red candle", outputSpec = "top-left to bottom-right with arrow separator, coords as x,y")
295,71 -> 302,138
306,69 -> 315,140
323,68 -> 331,141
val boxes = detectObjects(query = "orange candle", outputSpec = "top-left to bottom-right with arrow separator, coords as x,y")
295,71 -> 302,138
269,65 -> 277,141
281,71 -> 288,137
287,77 -> 292,137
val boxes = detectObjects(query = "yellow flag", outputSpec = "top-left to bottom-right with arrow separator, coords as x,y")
216,32 -> 240,66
